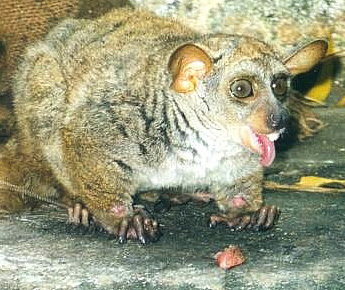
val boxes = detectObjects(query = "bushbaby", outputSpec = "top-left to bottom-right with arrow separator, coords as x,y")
0,8 -> 327,243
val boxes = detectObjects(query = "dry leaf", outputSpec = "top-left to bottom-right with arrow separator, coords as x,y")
265,176 -> 345,193
296,176 -> 345,187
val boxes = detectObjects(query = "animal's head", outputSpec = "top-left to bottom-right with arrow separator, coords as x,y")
168,36 -> 328,166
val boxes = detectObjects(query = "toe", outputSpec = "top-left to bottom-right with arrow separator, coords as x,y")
118,219 -> 130,244
133,213 -> 146,244
209,214 -> 228,228
237,215 -> 251,230
67,207 -> 75,224
81,208 -> 89,227
226,217 -> 241,230
73,203 -> 83,224
264,206 -> 280,229
256,206 -> 269,230
144,218 -> 160,242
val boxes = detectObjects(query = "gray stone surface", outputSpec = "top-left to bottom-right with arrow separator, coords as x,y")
129,0 -> 345,46
274,108 -> 345,169
130,0 -> 345,25
1,107 -> 345,290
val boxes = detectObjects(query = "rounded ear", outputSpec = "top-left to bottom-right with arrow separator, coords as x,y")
284,39 -> 328,75
168,44 -> 212,94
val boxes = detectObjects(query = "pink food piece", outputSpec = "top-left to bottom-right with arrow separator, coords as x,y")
214,245 -> 245,270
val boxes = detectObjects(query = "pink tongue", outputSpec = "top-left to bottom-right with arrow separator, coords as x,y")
256,134 -> 276,167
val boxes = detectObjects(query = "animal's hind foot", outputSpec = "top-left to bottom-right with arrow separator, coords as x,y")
69,203 -> 160,244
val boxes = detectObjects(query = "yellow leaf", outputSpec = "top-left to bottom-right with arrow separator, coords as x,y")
305,33 -> 334,104
264,176 -> 345,193
296,176 -> 345,187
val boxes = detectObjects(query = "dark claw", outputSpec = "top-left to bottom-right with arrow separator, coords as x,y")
112,208 -> 160,244
144,218 -> 154,236
143,216 -> 159,243
226,216 -> 250,231
249,210 -> 259,227
133,213 -> 146,244
208,214 -> 228,228
138,236 -> 146,245
143,218 -> 159,242
256,206 -> 269,229
253,206 -> 280,231
227,217 -> 240,230
118,235 -> 127,244
118,219 -> 129,244
264,206 -> 280,229
148,221 -> 160,242
237,215 -> 251,230
209,220 -> 217,228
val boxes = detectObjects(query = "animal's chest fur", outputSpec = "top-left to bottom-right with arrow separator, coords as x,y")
136,133 -> 260,191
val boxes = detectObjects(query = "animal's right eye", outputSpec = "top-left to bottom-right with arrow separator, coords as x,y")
230,79 -> 253,98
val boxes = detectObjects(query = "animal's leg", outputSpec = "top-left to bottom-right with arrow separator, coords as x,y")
210,173 -> 280,231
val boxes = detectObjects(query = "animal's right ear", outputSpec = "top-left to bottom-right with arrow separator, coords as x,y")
284,39 -> 328,75
168,44 -> 212,94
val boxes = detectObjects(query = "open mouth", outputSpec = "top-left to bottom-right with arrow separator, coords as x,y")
240,126 -> 282,167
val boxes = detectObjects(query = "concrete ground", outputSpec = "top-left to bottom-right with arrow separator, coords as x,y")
1,108 -> 345,290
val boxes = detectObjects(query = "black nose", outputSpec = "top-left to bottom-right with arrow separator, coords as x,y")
269,109 -> 289,130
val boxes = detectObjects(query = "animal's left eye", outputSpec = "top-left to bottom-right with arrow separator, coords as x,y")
271,74 -> 289,99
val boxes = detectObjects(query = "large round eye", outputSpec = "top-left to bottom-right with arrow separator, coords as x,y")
230,79 -> 253,98
271,74 -> 289,99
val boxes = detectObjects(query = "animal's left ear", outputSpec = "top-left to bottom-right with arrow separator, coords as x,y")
169,44 -> 212,93
284,39 -> 328,75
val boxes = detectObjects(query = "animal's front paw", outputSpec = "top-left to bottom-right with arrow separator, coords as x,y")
209,205 -> 280,231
